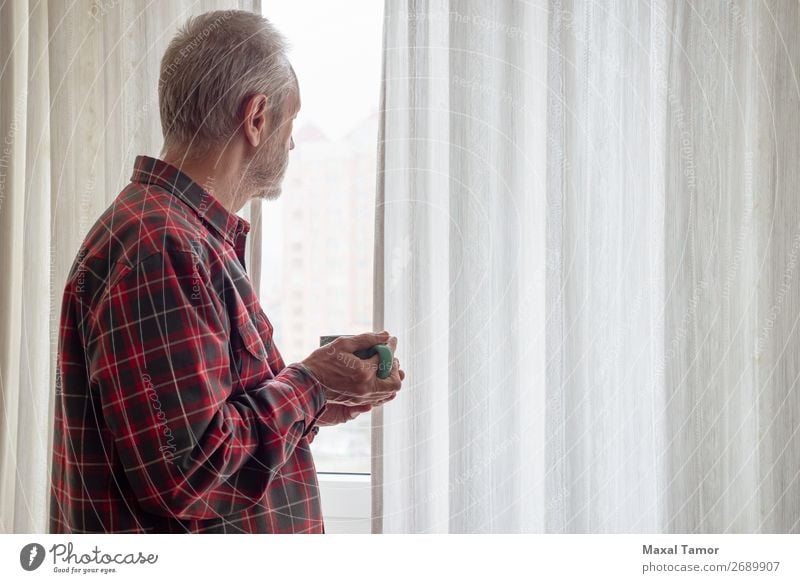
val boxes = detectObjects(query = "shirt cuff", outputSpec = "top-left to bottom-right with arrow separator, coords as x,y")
283,362 -> 327,439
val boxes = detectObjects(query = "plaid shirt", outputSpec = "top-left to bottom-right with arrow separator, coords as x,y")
50,155 -> 328,533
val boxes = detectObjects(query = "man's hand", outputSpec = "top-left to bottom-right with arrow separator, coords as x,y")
301,331 -> 405,406
317,403 -> 373,426
315,379 -> 406,428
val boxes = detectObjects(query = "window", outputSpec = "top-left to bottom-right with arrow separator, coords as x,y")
259,0 -> 384,533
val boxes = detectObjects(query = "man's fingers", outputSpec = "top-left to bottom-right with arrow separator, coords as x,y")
339,331 -> 391,352
328,391 -> 393,406
376,393 -> 397,405
321,402 -> 373,424
326,336 -> 402,407
348,404 -> 372,419
357,353 -> 381,376
387,357 -> 402,382
375,372 -> 401,394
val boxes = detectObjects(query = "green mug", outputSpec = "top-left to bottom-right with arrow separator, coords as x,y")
319,335 -> 394,379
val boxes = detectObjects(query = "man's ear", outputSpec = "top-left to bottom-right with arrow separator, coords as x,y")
242,93 -> 270,148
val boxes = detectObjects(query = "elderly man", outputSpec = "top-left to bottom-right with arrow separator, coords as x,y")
49,10 -> 403,534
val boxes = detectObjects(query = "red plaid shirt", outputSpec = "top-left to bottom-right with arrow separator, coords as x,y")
50,155 -> 328,533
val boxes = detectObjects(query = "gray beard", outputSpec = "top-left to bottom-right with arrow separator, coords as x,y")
257,183 -> 282,201
242,148 -> 287,202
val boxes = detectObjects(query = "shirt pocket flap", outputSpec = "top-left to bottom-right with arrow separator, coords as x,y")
234,314 -> 268,362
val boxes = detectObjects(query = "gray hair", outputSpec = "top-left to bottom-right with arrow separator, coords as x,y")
158,10 -> 296,155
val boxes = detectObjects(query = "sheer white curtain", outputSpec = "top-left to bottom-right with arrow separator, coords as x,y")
0,0 -> 259,533
374,0 -> 800,533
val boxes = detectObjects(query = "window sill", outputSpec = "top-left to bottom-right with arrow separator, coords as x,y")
317,472 -> 371,534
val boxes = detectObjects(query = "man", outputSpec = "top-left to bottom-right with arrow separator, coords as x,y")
49,10 -> 403,534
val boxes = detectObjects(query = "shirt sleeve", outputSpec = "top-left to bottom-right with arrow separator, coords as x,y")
87,247 -> 327,520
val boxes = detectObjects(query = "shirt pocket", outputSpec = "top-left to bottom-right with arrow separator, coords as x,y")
233,312 -> 268,363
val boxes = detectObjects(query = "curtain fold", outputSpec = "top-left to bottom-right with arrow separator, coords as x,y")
0,0 -> 257,534
376,0 -> 800,533
376,0 -> 548,533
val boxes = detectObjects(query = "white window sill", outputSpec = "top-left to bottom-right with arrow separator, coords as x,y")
318,472 -> 371,534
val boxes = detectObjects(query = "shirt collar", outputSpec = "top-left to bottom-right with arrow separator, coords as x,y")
130,155 -> 250,246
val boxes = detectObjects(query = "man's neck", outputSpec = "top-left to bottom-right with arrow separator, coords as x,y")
160,145 -> 249,214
